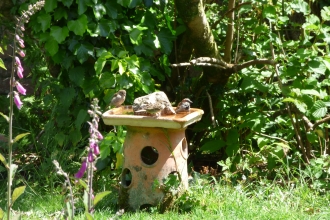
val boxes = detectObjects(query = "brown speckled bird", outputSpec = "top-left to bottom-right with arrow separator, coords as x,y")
175,98 -> 193,113
109,90 -> 126,108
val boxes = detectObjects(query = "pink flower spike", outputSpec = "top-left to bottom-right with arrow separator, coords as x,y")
15,35 -> 21,41
94,145 -> 100,155
18,50 -> 25,57
13,92 -> 23,109
75,160 -> 87,179
18,40 -> 25,48
15,56 -> 21,66
89,139 -> 96,149
88,150 -> 93,162
15,81 -> 26,95
17,66 -> 24,79
96,131 -> 103,140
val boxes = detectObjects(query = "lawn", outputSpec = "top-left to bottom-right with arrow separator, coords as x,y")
1,175 -> 329,219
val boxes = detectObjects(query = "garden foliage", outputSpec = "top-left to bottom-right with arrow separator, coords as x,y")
0,0 -> 330,193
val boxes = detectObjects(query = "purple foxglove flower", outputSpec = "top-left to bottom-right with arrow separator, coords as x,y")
17,66 -> 24,79
15,81 -> 26,95
88,150 -> 93,162
94,145 -> 100,155
18,40 -> 25,48
89,139 -> 96,149
18,50 -> 25,57
15,34 -> 21,41
15,56 -> 21,66
13,92 -> 23,109
75,160 -> 87,179
96,131 -> 103,140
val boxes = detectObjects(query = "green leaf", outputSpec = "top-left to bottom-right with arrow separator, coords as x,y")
66,201 -> 73,219
301,89 -> 320,97
262,5 -> 276,21
111,59 -> 119,71
290,0 -> 310,15
95,51 -> 112,74
117,50 -> 128,58
85,212 -> 93,220
44,0 -> 57,12
0,153 -> 7,168
79,179 -> 88,189
55,132 -> 66,146
93,4 -> 106,20
282,98 -> 307,113
104,1 -> 118,19
225,143 -> 240,157
95,59 -> 106,75
308,60 -> 326,75
117,0 -> 135,7
312,100 -> 327,118
50,26 -> 69,43
97,20 -> 117,37
11,186 -> 26,206
10,164 -> 18,180
100,72 -> 116,89
321,7 -> 330,21
45,38 -> 59,56
200,140 -> 226,153
83,190 -> 88,211
75,109 -> 88,129
62,0 -> 74,7
0,207 -> 4,219
13,133 -> 30,143
78,0 -> 92,15
0,58 -> 6,70
37,13 -> 51,32
60,87 -> 76,108
54,7 -> 68,20
226,129 -> 239,145
76,43 -> 94,64
0,112 -> 9,122
157,28 -> 174,54
82,77 -> 99,95
69,66 -> 85,87
129,26 -> 147,44
68,14 -> 88,36
134,44 -> 154,56
94,191 -> 111,206
70,129 -> 82,146
118,60 -> 126,74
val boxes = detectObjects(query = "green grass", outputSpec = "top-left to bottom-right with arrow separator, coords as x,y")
1,177 -> 330,219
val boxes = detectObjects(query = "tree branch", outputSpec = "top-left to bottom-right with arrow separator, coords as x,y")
224,0 -> 236,63
233,59 -> 276,71
171,57 -> 275,73
302,114 -> 330,131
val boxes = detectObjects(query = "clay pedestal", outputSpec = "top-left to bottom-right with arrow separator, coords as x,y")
102,106 -> 203,210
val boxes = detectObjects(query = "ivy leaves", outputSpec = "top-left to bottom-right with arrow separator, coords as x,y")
68,15 -> 88,36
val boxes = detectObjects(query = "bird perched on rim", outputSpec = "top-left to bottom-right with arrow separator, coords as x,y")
108,90 -> 126,109
175,98 -> 193,113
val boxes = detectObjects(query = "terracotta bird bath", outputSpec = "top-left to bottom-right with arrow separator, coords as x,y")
102,106 -> 204,211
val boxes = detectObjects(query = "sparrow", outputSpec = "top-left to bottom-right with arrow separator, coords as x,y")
108,90 -> 126,108
175,98 -> 193,113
